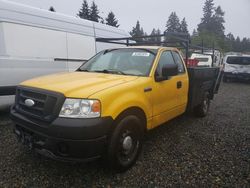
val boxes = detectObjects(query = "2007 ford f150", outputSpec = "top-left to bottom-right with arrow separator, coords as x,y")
10,46 -> 220,171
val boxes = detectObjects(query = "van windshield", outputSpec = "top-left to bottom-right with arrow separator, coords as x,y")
78,48 -> 156,76
227,56 -> 250,65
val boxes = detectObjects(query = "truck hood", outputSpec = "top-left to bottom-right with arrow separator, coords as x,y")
21,72 -> 139,98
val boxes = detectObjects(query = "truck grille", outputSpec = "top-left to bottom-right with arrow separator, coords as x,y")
15,87 -> 65,123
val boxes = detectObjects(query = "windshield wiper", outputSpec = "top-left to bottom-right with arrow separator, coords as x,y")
93,69 -> 126,75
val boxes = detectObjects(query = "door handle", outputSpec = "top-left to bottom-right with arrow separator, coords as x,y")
144,87 -> 152,92
177,81 -> 182,89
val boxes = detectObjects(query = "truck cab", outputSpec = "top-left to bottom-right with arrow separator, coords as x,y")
10,46 -> 220,171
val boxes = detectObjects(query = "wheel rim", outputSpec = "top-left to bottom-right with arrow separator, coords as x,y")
203,97 -> 209,113
117,129 -> 140,166
122,136 -> 133,152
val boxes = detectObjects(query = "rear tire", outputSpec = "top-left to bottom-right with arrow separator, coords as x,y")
194,92 -> 210,117
107,115 -> 143,172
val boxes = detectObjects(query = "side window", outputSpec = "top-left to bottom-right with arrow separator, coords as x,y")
172,51 -> 185,73
156,51 -> 176,77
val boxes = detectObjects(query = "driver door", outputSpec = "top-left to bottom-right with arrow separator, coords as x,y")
151,50 -> 181,128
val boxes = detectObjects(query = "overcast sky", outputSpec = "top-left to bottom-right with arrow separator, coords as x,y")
8,0 -> 250,38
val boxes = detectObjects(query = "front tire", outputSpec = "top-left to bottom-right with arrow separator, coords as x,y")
107,115 -> 143,172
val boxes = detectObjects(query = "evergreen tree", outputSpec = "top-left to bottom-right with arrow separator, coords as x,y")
166,12 -> 181,33
180,18 -> 189,34
191,29 -> 200,46
226,33 -> 235,41
130,21 -> 145,42
192,29 -> 198,37
198,0 -> 225,36
197,0 -> 215,33
151,28 -> 157,36
105,11 -> 119,27
89,1 -> 101,22
100,17 -> 105,24
77,0 -> 90,20
241,38 -> 249,52
165,12 -> 182,44
195,0 -> 226,50
234,37 -> 241,52
224,33 -> 235,51
148,28 -> 157,43
212,6 -> 225,36
156,29 -> 161,35
143,31 -> 149,42
148,28 -> 161,45
156,29 -> 162,44
49,6 -> 55,12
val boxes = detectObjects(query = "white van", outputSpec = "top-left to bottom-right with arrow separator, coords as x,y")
0,0 -> 130,96
223,55 -> 250,82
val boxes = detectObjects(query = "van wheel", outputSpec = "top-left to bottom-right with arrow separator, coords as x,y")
194,92 -> 210,117
107,115 -> 143,172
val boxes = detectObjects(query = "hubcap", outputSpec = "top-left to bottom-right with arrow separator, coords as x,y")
122,136 -> 133,151
203,99 -> 208,112
117,128 -> 140,166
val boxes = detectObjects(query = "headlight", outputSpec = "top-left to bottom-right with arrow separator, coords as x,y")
59,99 -> 101,118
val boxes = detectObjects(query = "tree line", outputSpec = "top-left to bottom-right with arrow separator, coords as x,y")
129,0 -> 250,53
77,0 -> 119,27
49,0 -> 250,53
191,0 -> 250,53
129,13 -> 189,44
49,1 -> 119,27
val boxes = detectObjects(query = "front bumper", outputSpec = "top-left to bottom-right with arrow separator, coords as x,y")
224,72 -> 250,80
10,107 -> 114,162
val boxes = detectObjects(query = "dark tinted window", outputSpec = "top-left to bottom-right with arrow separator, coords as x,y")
226,56 -> 250,65
156,51 -> 176,77
172,51 -> 185,73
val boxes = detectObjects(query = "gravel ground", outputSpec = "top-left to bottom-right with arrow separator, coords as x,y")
0,82 -> 250,187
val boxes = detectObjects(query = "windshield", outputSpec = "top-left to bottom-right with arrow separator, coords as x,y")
78,48 -> 156,76
226,56 -> 250,65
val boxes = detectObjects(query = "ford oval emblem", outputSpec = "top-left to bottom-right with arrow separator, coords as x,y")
24,99 -> 35,107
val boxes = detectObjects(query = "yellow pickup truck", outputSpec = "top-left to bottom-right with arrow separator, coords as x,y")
10,46 -> 220,171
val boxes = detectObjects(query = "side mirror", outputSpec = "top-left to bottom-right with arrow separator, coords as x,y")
162,64 -> 178,77
155,64 -> 178,82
